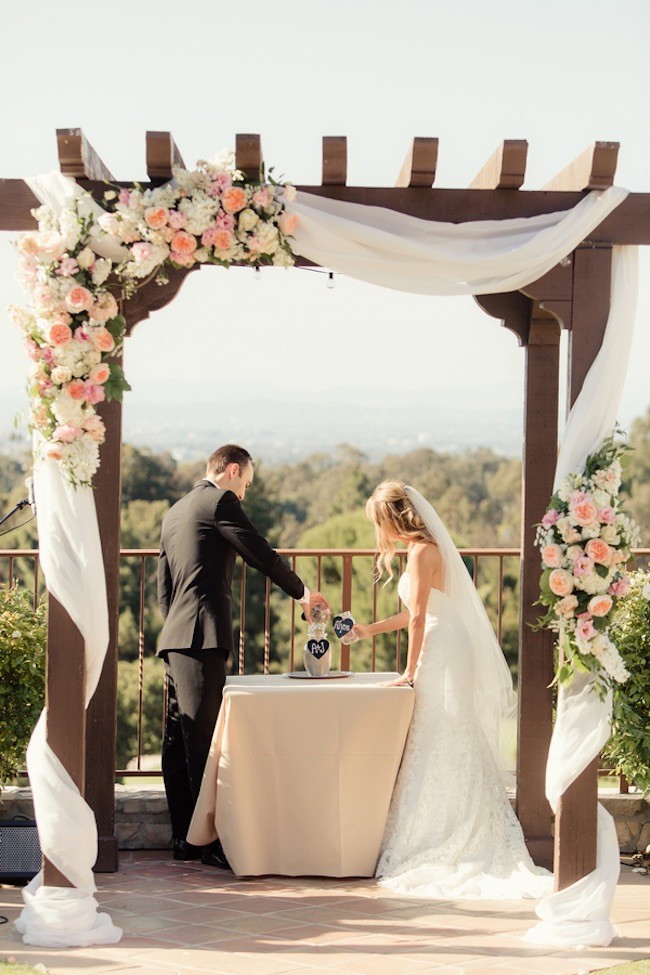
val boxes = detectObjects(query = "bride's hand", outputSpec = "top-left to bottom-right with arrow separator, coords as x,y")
350,623 -> 372,641
385,671 -> 415,688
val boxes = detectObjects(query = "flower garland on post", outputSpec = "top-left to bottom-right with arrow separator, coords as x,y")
11,151 -> 297,486
534,430 -> 640,696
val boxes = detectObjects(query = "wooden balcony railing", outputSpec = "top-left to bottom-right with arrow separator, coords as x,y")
3,546 -> 647,785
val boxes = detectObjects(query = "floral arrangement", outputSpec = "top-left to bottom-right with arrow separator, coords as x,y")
11,150 -> 298,486
535,430 -> 640,695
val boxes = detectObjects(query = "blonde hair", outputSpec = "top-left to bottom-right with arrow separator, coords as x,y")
366,481 -> 433,582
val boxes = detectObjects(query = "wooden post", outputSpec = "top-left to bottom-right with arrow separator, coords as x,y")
517,313 -> 560,869
340,555 -> 353,672
84,377 -> 123,871
43,595 -> 86,886
554,246 -> 612,890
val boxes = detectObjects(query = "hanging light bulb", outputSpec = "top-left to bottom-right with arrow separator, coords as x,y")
327,272 -> 335,289
254,265 -> 262,281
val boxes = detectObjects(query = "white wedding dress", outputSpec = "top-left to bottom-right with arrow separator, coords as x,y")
376,570 -> 554,900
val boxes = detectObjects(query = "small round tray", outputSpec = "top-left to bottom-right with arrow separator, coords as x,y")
283,671 -> 353,680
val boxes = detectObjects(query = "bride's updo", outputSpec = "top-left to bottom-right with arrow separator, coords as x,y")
366,481 -> 433,582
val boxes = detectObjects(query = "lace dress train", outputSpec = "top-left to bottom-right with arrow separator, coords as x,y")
376,573 -> 553,900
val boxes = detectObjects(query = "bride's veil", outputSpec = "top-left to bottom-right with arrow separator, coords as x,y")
405,485 -> 517,770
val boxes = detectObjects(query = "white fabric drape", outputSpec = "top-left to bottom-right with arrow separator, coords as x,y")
287,187 -> 627,295
20,172 -> 634,949
15,174 -> 123,948
524,246 -> 638,948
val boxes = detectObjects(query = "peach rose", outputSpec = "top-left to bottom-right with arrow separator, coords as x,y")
48,322 -> 72,346
46,447 -> 64,461
89,363 -> 110,385
571,499 -> 598,527
588,594 -> 613,617
170,231 -> 197,255
585,538 -> 613,566
38,230 -> 66,259
213,230 -> 234,250
83,414 -> 106,443
549,569 -> 574,597
89,327 -> 115,353
67,379 -> 86,400
278,212 -> 298,236
18,234 -> 41,257
144,206 -> 169,229
65,286 -> 94,314
221,186 -> 248,214
541,544 -> 563,568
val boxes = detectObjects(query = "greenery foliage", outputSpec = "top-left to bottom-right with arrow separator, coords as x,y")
0,585 -> 46,784
602,570 -> 650,793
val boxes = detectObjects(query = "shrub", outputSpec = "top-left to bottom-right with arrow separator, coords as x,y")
0,585 -> 46,784
603,570 -> 650,794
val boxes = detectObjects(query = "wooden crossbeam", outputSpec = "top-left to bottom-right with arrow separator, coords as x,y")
56,128 -> 114,182
542,141 -> 620,191
146,131 -> 185,183
235,133 -> 263,182
396,137 -> 438,188
469,140 -> 528,190
322,136 -> 347,185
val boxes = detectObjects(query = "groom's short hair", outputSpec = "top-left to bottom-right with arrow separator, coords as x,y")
207,444 -> 252,478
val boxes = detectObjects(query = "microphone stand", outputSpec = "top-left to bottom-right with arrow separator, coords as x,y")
0,496 -> 31,528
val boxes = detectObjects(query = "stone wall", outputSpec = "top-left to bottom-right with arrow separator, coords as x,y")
1,786 -> 648,855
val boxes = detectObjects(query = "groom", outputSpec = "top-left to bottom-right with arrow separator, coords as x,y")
157,443 -> 326,867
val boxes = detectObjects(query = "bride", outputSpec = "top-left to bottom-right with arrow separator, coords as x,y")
352,481 -> 553,900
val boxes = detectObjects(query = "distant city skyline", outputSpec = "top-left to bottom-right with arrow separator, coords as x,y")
1,0 -> 648,459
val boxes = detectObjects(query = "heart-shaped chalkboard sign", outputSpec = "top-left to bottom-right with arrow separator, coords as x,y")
333,614 -> 355,639
306,639 -> 330,659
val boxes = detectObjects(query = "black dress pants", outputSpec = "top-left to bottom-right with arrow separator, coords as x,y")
162,648 -> 227,841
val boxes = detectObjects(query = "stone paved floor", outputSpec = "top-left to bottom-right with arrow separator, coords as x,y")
1,851 -> 648,975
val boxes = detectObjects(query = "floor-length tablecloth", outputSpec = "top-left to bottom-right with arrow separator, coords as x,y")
188,673 -> 414,877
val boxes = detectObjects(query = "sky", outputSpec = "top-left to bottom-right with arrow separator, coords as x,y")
1,0 -> 649,457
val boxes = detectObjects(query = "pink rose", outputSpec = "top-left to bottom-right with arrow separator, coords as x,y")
278,212 -> 298,236
585,538 -> 612,566
598,506 -> 616,525
549,569 -> 574,597
144,207 -> 169,229
573,555 -> 595,577
569,490 -> 587,505
48,322 -> 73,346
74,327 -> 89,343
89,363 -> 110,385
542,509 -> 560,528
118,189 -> 131,206
588,594 -> 613,618
167,210 -> 187,230
609,577 -> 630,598
216,211 -> 235,231
253,187 -> 274,210
67,379 -> 86,400
201,228 -> 217,247
53,424 -> 80,443
571,499 -> 598,527
170,251 -> 195,268
576,617 -> 597,641
211,172 -> 232,193
65,286 -> 94,314
131,242 -> 154,263
84,383 -> 105,405
83,414 -> 106,443
56,257 -> 79,277
541,544 -> 563,568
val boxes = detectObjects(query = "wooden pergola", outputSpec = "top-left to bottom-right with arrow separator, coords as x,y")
2,129 -> 650,891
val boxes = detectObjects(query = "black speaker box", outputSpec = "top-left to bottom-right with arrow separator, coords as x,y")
0,818 -> 41,880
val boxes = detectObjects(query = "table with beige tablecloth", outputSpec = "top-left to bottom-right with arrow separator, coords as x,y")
187,672 -> 414,877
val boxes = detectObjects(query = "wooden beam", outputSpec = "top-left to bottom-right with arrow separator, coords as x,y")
474,291 -> 532,346
322,137 -> 347,186
542,142 -> 619,192
395,138 -> 438,188
3,181 -> 650,243
146,131 -> 185,183
469,139 -> 528,190
235,134 -> 262,182
56,128 -> 114,182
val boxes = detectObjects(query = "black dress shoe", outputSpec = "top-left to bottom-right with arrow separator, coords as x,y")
201,839 -> 231,870
173,838 -> 203,861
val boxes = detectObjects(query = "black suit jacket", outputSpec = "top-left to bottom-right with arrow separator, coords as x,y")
157,480 -> 304,657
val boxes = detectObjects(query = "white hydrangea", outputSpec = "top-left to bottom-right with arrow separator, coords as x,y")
91,259 -> 112,286
51,391 -> 87,426
59,208 -> 81,250
179,196 -> 219,235
60,434 -> 100,485
581,521 -> 601,540
576,571 -> 611,596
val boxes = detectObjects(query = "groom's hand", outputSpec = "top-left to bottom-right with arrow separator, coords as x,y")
301,590 -> 330,622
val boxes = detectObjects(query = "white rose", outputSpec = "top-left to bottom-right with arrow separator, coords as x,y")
98,213 -> 119,235
600,525 -> 620,545
281,184 -> 297,203
238,208 -> 259,232
51,366 -> 72,385
77,246 -> 95,269
194,248 -> 210,263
